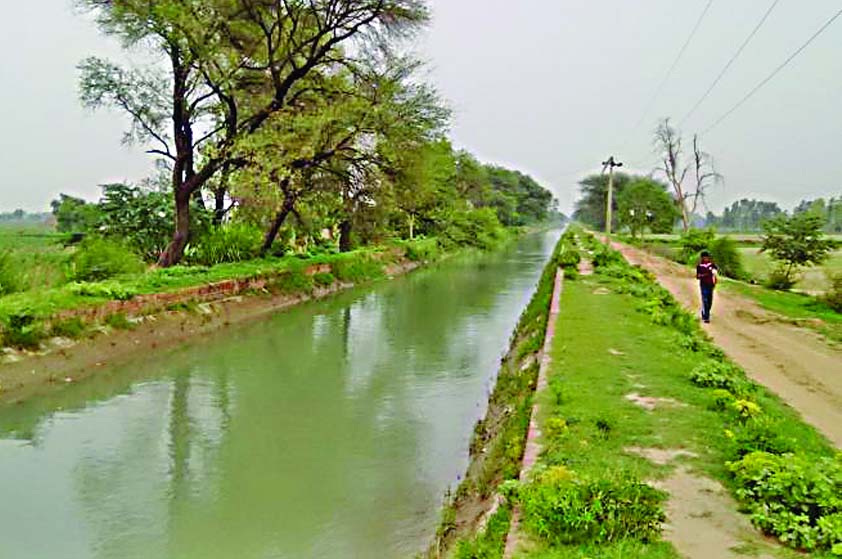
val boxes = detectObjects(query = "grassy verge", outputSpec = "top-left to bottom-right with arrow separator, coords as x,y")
505,231 -> 840,558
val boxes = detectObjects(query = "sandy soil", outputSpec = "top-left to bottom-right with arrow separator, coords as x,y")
613,241 -> 842,448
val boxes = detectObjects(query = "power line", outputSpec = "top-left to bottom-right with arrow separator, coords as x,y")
679,0 -> 780,126
626,0 -> 715,137
701,5 -> 842,136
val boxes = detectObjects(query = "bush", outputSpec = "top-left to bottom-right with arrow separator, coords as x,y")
519,471 -> 666,546
312,272 -> 335,288
186,223 -> 263,266
678,228 -> 715,263
50,317 -> 87,338
822,273 -> 842,313
331,255 -> 384,283
556,244 -> 581,270
726,417 -> 798,459
68,280 -> 138,301
766,267 -> 798,291
404,238 -> 439,262
689,361 -> 751,395
69,238 -> 144,282
1,312 -> 45,349
709,236 -> 745,280
729,452 -> 842,552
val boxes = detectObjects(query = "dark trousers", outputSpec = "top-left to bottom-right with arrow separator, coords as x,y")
700,284 -> 714,321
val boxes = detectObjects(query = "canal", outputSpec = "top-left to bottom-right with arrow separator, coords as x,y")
0,230 -> 560,559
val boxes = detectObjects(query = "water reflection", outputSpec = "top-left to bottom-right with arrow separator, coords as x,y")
0,231 -> 559,559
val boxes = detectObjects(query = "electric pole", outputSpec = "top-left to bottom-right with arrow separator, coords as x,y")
602,156 -> 623,235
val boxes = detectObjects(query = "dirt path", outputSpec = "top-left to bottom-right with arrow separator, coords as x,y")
613,241 -> 842,448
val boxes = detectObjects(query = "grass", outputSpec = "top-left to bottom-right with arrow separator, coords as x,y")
511,242 -> 835,558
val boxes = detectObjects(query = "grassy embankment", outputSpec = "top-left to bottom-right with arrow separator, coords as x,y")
632,233 -> 842,343
0,221 -> 468,352
428,230 -> 580,558
451,229 -> 841,558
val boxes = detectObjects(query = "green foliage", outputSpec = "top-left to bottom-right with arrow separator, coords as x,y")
706,199 -> 784,232
101,183 -> 212,261
518,471 -> 666,546
104,312 -> 135,330
454,506 -> 512,559
50,194 -> 102,233
331,255 -> 384,283
312,272 -> 335,287
689,361 -> 751,395
678,228 -> 715,263
761,213 -> 834,289
765,268 -> 798,291
50,317 -> 87,339
67,281 -> 138,301
439,208 -> 507,250
729,452 -> 842,552
186,223 -> 262,266
616,178 -> 678,237
0,250 -> 23,295
269,269 -> 314,294
69,238 -> 144,282
708,236 -> 745,280
823,273 -> 842,313
573,173 -> 634,231
1,311 -> 45,349
403,238 -> 439,262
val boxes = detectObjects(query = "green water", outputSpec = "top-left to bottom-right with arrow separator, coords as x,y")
0,231 -> 560,559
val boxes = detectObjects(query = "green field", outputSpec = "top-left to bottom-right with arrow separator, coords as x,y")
737,246 -> 842,293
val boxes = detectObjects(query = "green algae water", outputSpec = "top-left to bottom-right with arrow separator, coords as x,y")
0,231 -> 560,559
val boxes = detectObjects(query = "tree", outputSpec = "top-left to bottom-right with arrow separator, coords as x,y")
761,213 -> 834,289
79,0 -> 429,266
654,118 -> 720,232
616,178 -> 678,237
573,172 -> 634,231
707,199 -> 784,231
51,195 -> 102,233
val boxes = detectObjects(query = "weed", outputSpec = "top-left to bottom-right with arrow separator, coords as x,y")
50,317 -> 87,338
104,312 -> 135,330
312,271 -> 336,288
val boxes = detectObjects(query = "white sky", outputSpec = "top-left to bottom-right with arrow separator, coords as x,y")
1,1 -> 841,214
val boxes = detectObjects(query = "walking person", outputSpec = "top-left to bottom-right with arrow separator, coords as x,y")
696,251 -> 718,323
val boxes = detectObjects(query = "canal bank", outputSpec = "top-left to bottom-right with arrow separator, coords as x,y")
0,230 -> 562,559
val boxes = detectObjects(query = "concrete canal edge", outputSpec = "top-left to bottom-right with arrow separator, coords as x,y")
502,267 -> 563,557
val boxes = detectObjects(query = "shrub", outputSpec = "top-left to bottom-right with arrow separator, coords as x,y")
68,281 -> 138,301
69,238 -> 144,282
822,273 -> 842,313
556,244 -> 581,270
269,269 -> 314,294
591,245 -> 624,268
104,312 -> 135,330
50,317 -> 87,338
729,452 -> 842,552
678,228 -> 715,263
186,223 -> 263,265
1,312 -> 45,349
404,238 -> 439,262
519,471 -> 666,546
709,236 -> 745,280
312,272 -> 335,288
726,417 -> 798,459
331,256 -> 384,283
689,361 -> 751,395
766,267 -> 797,291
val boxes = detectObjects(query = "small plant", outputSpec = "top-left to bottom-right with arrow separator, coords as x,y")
312,272 -> 336,288
104,312 -> 135,330
731,399 -> 762,420
544,417 -> 568,439
727,417 -> 797,459
761,213 -> 834,291
689,361 -> 750,395
50,317 -> 87,339
821,272 -> 842,313
729,451 -> 842,552
186,222 -> 262,265
69,238 -> 144,282
518,472 -> 666,545
68,281 -> 138,301
765,268 -> 797,291
2,312 -> 45,349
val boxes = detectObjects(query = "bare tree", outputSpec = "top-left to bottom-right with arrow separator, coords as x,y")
654,118 -> 720,231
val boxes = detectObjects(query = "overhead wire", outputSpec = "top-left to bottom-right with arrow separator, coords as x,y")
700,5 -> 842,136
624,0 -> 715,139
678,0 -> 781,127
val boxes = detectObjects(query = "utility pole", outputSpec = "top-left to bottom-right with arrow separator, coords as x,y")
602,156 -> 623,235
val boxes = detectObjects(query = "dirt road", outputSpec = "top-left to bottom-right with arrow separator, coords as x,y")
613,241 -> 842,448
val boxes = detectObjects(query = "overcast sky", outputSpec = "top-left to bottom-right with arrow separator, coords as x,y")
1,1 -> 841,214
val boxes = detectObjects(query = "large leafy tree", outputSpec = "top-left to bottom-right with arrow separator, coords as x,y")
573,172 -> 634,231
78,0 -> 428,266
616,178 -> 677,237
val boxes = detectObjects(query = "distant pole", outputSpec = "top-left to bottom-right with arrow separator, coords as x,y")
602,156 -> 624,235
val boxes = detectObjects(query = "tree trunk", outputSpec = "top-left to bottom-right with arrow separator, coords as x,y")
213,187 -> 227,225
261,202 -> 294,256
158,189 -> 191,267
408,215 -> 415,240
339,220 -> 352,253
